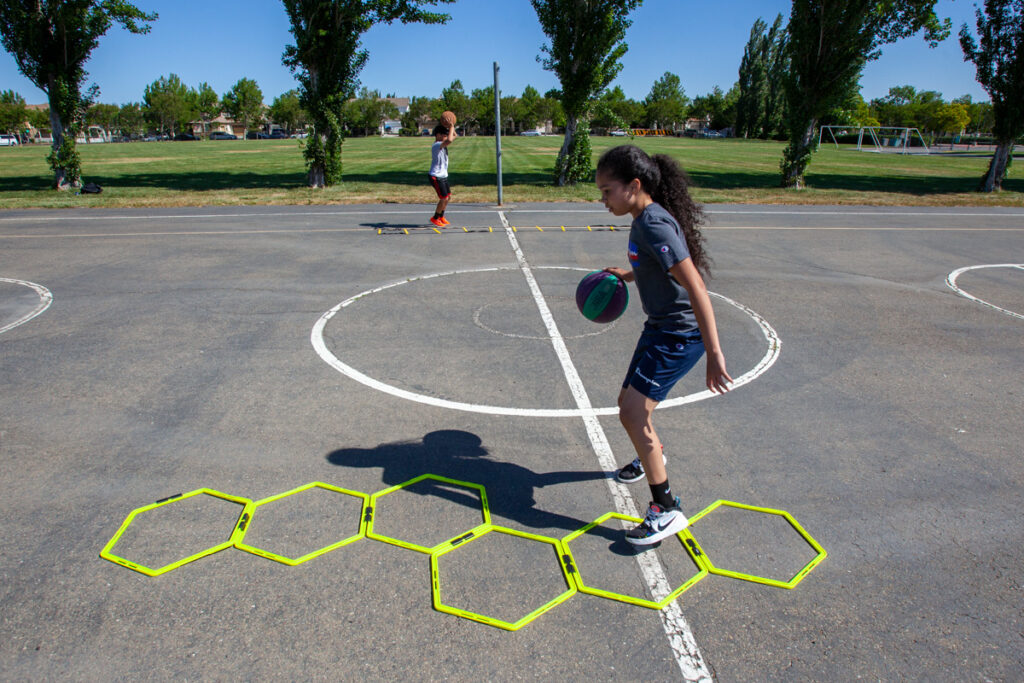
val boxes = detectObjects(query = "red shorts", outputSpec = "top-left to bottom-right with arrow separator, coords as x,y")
429,175 -> 451,199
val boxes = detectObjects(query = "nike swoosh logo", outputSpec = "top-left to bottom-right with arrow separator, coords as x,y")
653,514 -> 677,532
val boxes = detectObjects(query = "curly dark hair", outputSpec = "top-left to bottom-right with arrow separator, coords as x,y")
596,145 -> 711,278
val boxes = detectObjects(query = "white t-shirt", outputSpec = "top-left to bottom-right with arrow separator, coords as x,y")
430,141 -> 448,178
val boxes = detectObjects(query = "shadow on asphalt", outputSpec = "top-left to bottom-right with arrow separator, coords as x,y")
325,429 -> 642,554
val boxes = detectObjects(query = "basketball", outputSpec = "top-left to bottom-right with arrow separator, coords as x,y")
576,271 -> 629,323
441,110 -> 456,128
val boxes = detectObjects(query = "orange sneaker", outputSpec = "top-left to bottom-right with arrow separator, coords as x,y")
430,216 -> 445,227
440,217 -> 451,226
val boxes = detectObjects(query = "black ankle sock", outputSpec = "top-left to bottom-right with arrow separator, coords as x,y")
439,210 -> 445,217
432,213 -> 440,219
649,481 -> 675,509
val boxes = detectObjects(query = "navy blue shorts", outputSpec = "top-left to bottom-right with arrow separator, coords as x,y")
622,327 -> 705,402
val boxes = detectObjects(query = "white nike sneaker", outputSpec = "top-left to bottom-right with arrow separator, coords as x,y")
615,448 -> 668,484
625,497 -> 689,546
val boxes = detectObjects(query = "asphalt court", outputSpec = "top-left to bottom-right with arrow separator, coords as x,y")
0,202 -> 1022,680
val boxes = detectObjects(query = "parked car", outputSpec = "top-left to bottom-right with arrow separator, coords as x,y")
173,133 -> 198,141
0,134 -> 20,146
609,129 -> 627,137
209,131 -> 238,140
519,130 -> 542,136
246,131 -> 270,140
269,130 -> 288,139
290,132 -> 309,139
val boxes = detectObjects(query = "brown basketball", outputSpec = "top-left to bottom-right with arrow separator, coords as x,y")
441,110 -> 456,128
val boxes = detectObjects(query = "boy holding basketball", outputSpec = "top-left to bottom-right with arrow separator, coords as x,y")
429,114 -> 457,227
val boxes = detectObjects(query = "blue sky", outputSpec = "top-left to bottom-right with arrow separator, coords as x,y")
0,0 -> 988,107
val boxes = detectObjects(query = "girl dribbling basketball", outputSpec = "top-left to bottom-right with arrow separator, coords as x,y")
597,144 -> 732,545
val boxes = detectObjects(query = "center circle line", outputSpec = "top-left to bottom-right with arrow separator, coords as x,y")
311,266 -> 781,417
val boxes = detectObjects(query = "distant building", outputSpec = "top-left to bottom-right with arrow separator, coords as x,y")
381,97 -> 409,136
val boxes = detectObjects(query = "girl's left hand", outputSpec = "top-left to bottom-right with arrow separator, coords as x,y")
705,349 -> 732,394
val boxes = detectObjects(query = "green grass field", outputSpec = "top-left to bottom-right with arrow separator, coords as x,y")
0,135 -> 1020,209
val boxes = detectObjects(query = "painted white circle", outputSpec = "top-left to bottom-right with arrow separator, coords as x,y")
946,264 -> 1024,321
312,266 -> 781,418
473,296 -> 621,340
0,278 -> 53,335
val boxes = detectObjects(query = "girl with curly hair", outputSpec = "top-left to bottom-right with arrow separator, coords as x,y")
596,144 -> 732,545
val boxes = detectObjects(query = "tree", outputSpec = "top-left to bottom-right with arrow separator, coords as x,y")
780,0 -> 950,188
537,91 -> 565,129
143,74 -> 195,135
643,71 -> 688,130
0,90 -> 27,135
933,102 -> 972,136
344,88 -> 398,136
960,0 -> 1024,191
438,79 -> 473,130
26,106 -> 49,134
282,0 -> 454,188
195,82 -> 221,137
735,17 -> 768,138
85,102 -> 118,137
223,78 -> 264,138
953,95 -> 996,134
401,95 -> 433,135
531,0 -> 642,185
691,86 -> 736,131
518,85 -> 542,131
823,86 -> 877,127
116,102 -> 145,138
761,14 -> 789,139
0,1 -> 157,188
270,89 -> 306,134
500,95 -> 518,135
592,85 -> 636,132
470,85 -> 495,134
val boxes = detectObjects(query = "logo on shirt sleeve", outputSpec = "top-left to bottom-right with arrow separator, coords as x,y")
628,240 -> 639,262
659,245 -> 670,254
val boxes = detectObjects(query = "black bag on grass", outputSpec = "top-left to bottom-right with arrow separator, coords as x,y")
81,182 -> 102,194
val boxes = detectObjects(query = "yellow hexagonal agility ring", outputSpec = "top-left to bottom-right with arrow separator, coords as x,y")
100,488 -> 251,576
366,473 -> 491,554
233,482 -> 369,565
561,511 -> 708,609
687,500 -> 827,589
429,525 -> 577,631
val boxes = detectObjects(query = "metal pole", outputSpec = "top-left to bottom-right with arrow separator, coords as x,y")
494,61 -> 503,206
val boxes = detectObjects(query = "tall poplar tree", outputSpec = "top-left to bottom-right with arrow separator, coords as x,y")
530,0 -> 641,186
281,0 -> 453,188
735,18 -> 768,139
780,0 -> 949,188
960,0 -> 1024,192
761,14 -> 788,139
0,0 -> 156,189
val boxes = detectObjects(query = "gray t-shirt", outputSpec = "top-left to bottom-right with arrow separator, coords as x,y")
628,202 -> 698,332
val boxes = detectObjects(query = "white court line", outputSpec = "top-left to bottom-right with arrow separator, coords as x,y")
499,211 -> 712,682
710,210 -> 1024,218
708,226 -> 1024,232
311,267 -> 777,417
0,208 -> 508,223
1,207 -> 1022,224
945,264 -> 1024,321
0,278 -> 53,335
2,225 -> 1021,241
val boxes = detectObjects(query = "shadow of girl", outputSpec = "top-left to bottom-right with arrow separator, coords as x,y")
325,429 -> 617,537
